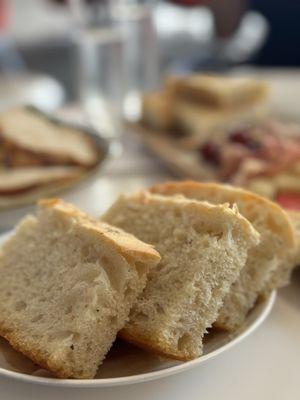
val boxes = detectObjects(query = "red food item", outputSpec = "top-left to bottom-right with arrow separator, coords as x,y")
276,193 -> 300,211
199,142 -> 220,165
229,130 -> 261,150
229,130 -> 251,144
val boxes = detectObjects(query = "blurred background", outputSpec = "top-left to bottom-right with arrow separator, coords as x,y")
0,0 -> 298,120
2,0 -> 300,228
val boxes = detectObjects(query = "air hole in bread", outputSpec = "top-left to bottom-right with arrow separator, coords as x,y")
52,331 -> 81,342
192,223 -> 203,234
31,314 -> 43,323
212,232 -> 223,240
109,315 -> 118,326
133,311 -> 149,322
81,245 -> 98,263
5,291 -> 11,297
172,207 -> 182,218
155,303 -> 165,314
134,261 -> 148,278
15,301 -> 27,311
177,333 -> 192,352
124,285 -> 135,298
65,305 -> 73,315
40,297 -> 47,303
100,255 -> 130,292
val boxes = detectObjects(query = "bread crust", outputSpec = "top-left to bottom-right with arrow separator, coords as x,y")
39,199 -> 161,266
287,210 -> 300,266
151,181 -> 296,249
118,330 -> 193,362
0,326 -> 76,378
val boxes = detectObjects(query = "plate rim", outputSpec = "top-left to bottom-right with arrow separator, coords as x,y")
0,229 -> 276,388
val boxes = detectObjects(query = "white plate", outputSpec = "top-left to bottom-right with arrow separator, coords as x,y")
0,228 -> 275,388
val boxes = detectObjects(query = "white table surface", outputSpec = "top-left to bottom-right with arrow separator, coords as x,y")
1,134 -> 300,400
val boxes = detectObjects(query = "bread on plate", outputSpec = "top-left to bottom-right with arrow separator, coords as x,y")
0,198 -> 160,378
102,190 -> 259,359
151,181 -> 296,330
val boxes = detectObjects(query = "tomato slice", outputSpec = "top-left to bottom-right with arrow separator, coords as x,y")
276,193 -> 300,210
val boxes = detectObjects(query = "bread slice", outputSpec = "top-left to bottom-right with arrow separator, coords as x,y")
0,166 -> 83,196
166,74 -> 268,108
102,191 -> 259,360
289,210 -> 300,266
278,211 -> 300,280
151,181 -> 295,330
264,210 -> 300,290
0,199 -> 160,379
173,99 -> 267,148
141,91 -> 173,131
0,107 -> 98,168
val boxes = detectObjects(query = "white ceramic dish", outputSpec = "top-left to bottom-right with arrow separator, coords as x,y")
0,230 -> 275,388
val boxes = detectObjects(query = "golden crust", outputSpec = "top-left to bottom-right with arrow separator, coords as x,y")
106,190 -> 260,247
287,210 -> 300,266
39,198 -> 161,267
0,326 -> 77,378
287,210 -> 300,234
151,181 -> 296,249
118,329 -> 194,362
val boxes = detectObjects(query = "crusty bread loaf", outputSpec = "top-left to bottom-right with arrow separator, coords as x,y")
141,91 -> 173,131
0,107 -> 98,168
166,74 -> 269,108
151,181 -> 295,330
0,199 -> 160,379
102,191 -> 259,360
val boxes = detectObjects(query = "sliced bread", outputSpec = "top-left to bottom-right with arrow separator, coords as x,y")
290,210 -> 300,266
166,74 -> 268,108
173,99 -> 267,148
102,191 -> 259,360
0,107 -> 98,168
265,209 -> 300,289
0,166 -> 83,196
0,199 -> 160,378
151,181 -> 295,330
